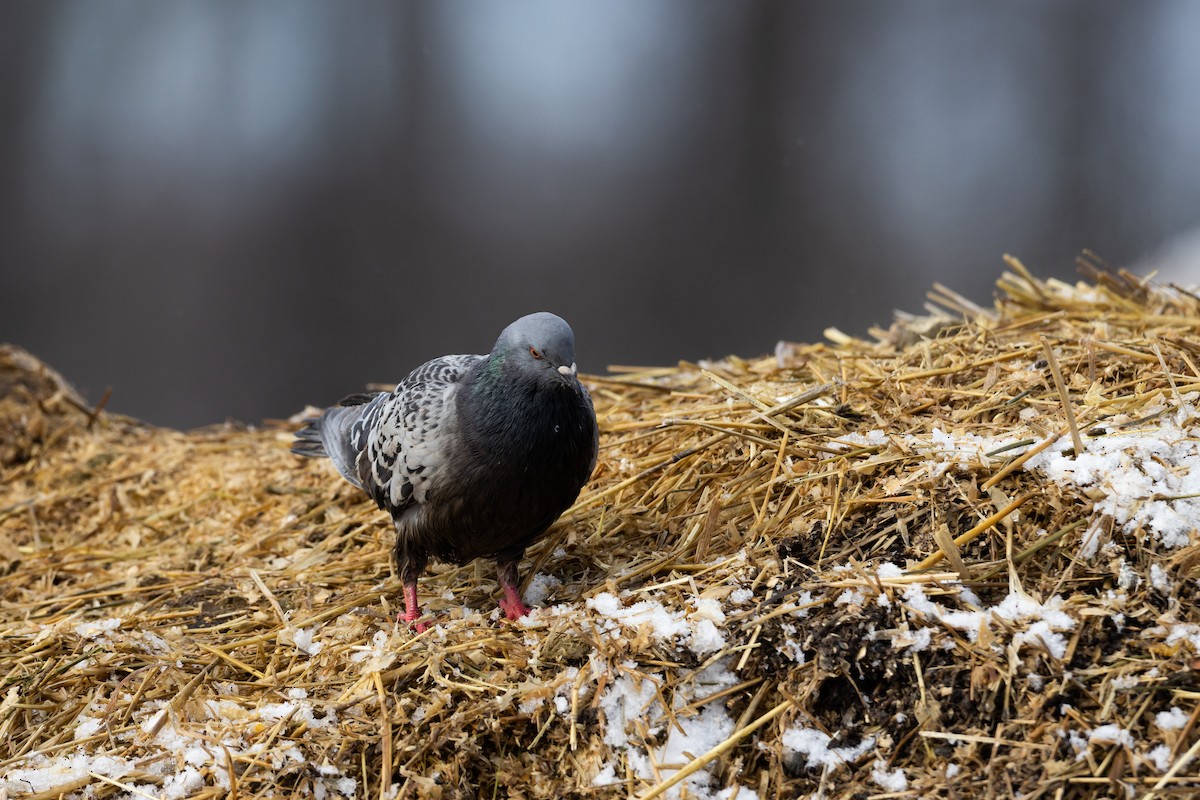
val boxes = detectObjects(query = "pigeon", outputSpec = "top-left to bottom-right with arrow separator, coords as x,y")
292,312 -> 598,630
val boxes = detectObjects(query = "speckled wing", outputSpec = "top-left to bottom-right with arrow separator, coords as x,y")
354,354 -> 482,515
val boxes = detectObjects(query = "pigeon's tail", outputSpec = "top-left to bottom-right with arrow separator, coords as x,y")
291,392 -> 383,490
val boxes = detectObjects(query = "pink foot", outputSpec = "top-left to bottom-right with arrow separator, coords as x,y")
499,583 -> 531,621
400,582 -> 429,632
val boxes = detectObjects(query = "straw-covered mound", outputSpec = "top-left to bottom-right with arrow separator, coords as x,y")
5,256 -> 1200,799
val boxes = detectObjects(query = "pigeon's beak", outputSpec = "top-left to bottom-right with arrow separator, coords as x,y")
557,363 -> 577,378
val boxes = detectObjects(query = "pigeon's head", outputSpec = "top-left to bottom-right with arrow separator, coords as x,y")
495,312 -> 579,382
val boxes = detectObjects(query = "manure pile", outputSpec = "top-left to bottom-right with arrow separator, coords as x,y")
5,257 -> 1200,799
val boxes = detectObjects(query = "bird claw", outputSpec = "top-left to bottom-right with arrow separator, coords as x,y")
397,611 -> 430,633
499,596 -> 532,621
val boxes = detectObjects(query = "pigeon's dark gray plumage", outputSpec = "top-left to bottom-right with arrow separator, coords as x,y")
293,312 -> 598,629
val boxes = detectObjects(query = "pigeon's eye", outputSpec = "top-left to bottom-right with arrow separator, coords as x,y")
529,347 -> 543,359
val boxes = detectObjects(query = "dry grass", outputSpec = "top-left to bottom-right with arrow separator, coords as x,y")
5,253 -> 1200,799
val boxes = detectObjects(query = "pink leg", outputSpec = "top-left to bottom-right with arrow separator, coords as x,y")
400,580 -> 428,632
497,560 -> 531,621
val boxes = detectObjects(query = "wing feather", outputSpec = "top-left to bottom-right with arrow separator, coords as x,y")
358,354 -> 481,514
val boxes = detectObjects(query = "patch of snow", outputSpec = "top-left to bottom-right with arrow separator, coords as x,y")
1162,623 -> 1200,653
877,562 -> 904,579
781,726 -> 875,770
651,700 -> 736,796
1155,707 -> 1189,731
292,626 -> 325,657
870,416 -> 1200,552
789,590 -> 815,617
525,573 -> 562,606
1149,744 -> 1174,772
888,626 -> 932,653
519,666 -> 579,716
597,662 -> 661,748
690,620 -> 726,656
1079,519 -> 1108,560
729,588 -> 754,604
1014,621 -> 1070,660
1150,564 -> 1174,593
902,584 -> 1075,658
162,765 -> 206,798
1061,728 -> 1089,759
587,592 -> 729,656
1089,724 -> 1134,748
588,593 -> 690,640
692,597 -> 726,624
714,786 -> 759,799
73,617 -> 122,640
349,629 -> 396,671
1118,559 -> 1140,591
835,588 -> 866,607
598,662 -> 755,799
871,759 -> 908,792
836,429 -> 889,448
957,585 -> 983,608
1026,400 -> 1200,549
134,630 -> 173,654
0,753 -> 133,794
593,762 -> 621,786
1110,674 -> 1138,690
103,697 -> 349,796
771,622 -> 806,664
73,716 -> 104,740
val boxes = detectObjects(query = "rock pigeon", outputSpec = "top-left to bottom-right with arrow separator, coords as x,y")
292,312 -> 598,630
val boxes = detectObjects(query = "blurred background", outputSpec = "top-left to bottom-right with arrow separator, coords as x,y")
3,1 -> 1200,428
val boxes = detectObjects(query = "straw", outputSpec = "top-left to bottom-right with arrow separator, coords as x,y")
5,256 -> 1200,798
